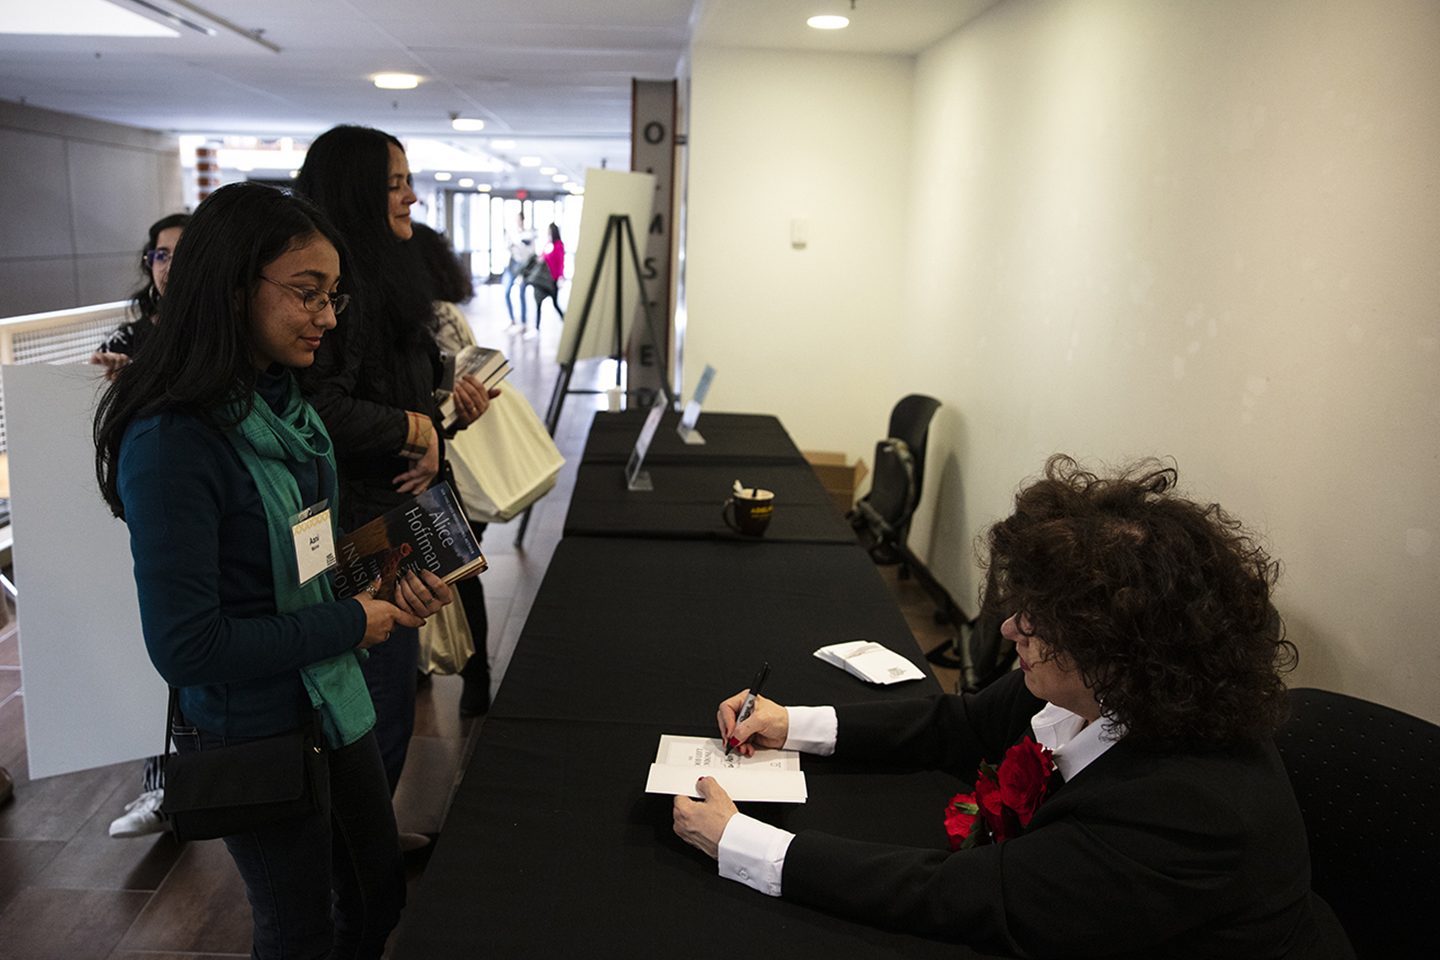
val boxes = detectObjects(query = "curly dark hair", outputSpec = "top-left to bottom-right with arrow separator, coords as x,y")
983,455 -> 1296,745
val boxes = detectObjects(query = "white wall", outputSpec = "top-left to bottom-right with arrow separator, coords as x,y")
0,101 -> 184,317
683,46 -> 914,461
685,1 -> 1440,722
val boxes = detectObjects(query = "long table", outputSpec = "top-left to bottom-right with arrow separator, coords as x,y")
580,410 -> 804,465
563,459 -> 855,543
392,413 -> 999,959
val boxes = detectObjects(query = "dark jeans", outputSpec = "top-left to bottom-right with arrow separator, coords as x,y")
362,624 -> 418,793
172,725 -> 404,960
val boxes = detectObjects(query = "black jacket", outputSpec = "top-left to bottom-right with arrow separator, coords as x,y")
783,671 -> 1354,959
298,300 -> 441,531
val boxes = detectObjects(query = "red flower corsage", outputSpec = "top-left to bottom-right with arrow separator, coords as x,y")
945,737 -> 1056,850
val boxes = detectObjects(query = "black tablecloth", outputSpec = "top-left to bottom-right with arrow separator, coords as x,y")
491,537 -> 939,724
391,717 -> 987,959
581,410 -> 805,465
564,460 -> 855,543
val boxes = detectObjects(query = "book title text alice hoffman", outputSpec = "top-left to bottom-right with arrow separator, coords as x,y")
332,505 -> 462,596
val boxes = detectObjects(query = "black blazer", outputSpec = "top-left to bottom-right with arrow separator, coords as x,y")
782,671 -> 1353,959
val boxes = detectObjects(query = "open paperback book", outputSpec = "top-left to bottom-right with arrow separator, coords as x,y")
439,345 -> 512,429
644,735 -> 807,803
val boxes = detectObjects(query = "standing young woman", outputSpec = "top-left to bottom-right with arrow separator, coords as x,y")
526,221 -> 565,339
295,125 -> 495,791
94,182 -> 451,958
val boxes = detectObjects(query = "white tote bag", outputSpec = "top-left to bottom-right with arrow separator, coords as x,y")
446,383 -> 565,522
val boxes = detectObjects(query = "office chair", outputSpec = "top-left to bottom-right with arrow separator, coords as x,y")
851,394 -> 941,567
1273,688 -> 1439,959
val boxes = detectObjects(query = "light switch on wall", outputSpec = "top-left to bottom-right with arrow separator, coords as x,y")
790,218 -> 808,249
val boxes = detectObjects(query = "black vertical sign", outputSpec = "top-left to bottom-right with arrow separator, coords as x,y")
629,79 -> 677,406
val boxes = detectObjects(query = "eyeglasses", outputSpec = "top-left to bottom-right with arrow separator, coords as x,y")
259,276 -> 351,315
144,249 -> 172,266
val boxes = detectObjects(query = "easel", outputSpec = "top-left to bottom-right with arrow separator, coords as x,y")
515,213 -> 675,547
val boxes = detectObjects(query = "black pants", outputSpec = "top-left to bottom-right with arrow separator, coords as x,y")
457,519 -> 490,712
173,727 -> 404,959
532,285 -> 564,329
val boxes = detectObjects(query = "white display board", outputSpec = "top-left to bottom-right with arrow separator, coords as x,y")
4,363 -> 163,779
557,168 -> 657,363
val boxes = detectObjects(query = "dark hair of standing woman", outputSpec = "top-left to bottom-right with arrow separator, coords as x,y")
294,124 -> 432,349
548,222 -> 561,244
410,222 -> 474,304
93,182 -> 347,519
131,212 -> 191,322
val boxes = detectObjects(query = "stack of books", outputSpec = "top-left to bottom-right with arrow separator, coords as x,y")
440,345 -> 511,429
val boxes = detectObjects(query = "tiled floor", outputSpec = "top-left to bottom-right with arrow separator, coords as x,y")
0,282 -> 964,958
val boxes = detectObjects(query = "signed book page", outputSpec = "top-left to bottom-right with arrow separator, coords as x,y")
644,735 -> 807,802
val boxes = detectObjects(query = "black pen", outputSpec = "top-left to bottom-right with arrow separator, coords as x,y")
725,661 -> 770,756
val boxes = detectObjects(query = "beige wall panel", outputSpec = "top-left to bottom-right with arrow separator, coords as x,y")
77,254 -> 143,308
67,141 -> 165,257
0,257 -> 78,317
0,128 -> 74,258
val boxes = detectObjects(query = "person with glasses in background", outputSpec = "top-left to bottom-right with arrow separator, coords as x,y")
89,212 -> 191,838
91,213 -> 191,380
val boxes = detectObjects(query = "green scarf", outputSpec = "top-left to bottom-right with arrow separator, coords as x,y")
224,375 -> 375,749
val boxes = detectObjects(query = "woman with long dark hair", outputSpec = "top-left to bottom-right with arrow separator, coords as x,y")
295,125 -> 496,790
91,212 -> 190,378
94,182 -> 449,956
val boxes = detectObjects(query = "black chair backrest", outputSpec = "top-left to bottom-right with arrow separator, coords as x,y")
886,395 -> 941,505
1273,688 -> 1439,959
862,438 -> 915,530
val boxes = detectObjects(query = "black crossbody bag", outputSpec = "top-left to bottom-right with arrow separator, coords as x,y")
159,690 -> 330,841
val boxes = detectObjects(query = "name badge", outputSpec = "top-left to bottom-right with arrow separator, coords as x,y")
290,501 -> 337,587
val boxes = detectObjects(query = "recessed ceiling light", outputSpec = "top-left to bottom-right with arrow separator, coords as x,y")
807,15 -> 849,30
552,174 -> 567,183
476,184 -> 493,193
434,172 -> 453,181
539,166 -> 557,176
458,177 -> 475,188
518,156 -> 542,167
451,117 -> 485,132
566,183 -> 584,194
373,73 -> 421,90
490,139 -> 516,150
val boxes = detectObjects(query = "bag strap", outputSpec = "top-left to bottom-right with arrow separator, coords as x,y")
163,687 -> 177,759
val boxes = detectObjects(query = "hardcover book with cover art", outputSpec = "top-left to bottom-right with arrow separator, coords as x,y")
332,482 -> 487,602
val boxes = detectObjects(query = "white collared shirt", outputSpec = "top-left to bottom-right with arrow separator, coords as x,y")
716,700 -> 1117,896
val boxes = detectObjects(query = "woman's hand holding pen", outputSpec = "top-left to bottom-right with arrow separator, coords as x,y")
717,690 -> 789,758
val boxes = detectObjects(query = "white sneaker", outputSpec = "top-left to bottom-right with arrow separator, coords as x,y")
108,788 -> 170,838
522,327 -> 539,341
505,322 -> 524,333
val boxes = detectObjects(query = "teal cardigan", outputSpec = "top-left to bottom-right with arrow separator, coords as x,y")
118,372 -> 366,738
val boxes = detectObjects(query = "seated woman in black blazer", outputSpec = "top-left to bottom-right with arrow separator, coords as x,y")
674,455 -> 1354,960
